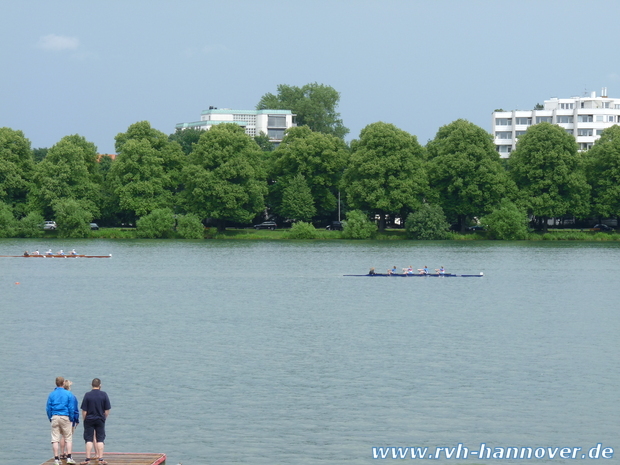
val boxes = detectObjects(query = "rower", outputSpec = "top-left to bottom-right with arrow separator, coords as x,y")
57,250 -> 64,255
70,249 -> 77,255
46,249 -> 53,255
436,266 -> 446,275
388,266 -> 398,275
418,266 -> 429,275
406,266 -> 414,275
33,250 -> 40,255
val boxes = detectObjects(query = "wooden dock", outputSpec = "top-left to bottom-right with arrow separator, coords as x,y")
41,453 -> 165,465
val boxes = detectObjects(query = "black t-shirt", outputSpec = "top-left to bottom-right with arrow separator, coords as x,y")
81,389 -> 111,421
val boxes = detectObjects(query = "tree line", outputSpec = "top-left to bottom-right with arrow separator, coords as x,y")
1,88 -> 620,239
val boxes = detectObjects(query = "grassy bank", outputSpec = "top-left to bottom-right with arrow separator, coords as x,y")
74,227 -> 620,241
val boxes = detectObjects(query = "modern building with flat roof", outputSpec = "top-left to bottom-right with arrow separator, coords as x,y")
492,88 -> 620,157
176,107 -> 296,143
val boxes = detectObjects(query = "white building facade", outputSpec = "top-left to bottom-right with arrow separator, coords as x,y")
176,108 -> 296,143
492,88 -> 620,157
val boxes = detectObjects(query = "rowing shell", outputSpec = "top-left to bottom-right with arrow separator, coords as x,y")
0,254 -> 112,258
344,272 -> 483,277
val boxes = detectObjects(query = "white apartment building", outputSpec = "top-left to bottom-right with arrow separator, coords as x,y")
492,88 -> 620,157
176,107 -> 296,143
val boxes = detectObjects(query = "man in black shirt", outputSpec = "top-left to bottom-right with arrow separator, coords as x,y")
80,378 -> 111,465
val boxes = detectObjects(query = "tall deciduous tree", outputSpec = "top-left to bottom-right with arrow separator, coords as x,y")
257,83 -> 349,139
29,134 -> 102,220
341,122 -> 428,231
279,173 -> 316,222
509,122 -> 590,230
269,126 -> 348,221
182,124 -> 267,232
427,119 -> 515,231
0,127 -> 34,216
108,121 -> 185,222
584,125 -> 620,220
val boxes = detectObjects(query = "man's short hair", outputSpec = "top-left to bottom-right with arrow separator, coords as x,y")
56,376 -> 65,387
91,378 -> 101,388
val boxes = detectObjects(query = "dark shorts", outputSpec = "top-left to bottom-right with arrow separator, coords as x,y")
83,418 -> 106,443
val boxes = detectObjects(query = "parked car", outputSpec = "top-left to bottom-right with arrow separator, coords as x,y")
42,221 -> 57,230
591,224 -> 613,231
326,221 -> 343,231
467,225 -> 486,231
254,221 -> 277,230
90,223 -> 99,230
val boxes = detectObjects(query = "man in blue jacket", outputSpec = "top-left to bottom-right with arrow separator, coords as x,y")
47,376 -> 79,465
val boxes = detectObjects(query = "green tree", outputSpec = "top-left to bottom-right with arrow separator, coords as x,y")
270,126 -> 348,221
257,83 -> 349,139
509,122 -> 590,230
108,122 -> 185,222
0,128 -> 35,216
33,147 -> 48,162
427,119 -> 515,232
136,208 -> 175,238
254,132 -> 275,152
585,125 -> 620,220
169,127 -> 203,155
404,204 -> 450,240
342,210 -> 377,239
0,201 -> 17,237
480,199 -> 529,240
17,211 -> 45,238
341,122 -> 428,231
279,173 -> 316,222
182,124 -> 268,232
53,198 -> 93,238
29,134 -> 102,220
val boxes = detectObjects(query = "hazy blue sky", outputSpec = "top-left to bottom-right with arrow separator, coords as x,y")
2,0 -> 619,154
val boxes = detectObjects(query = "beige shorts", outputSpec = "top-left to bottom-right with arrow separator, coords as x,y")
51,415 -> 73,443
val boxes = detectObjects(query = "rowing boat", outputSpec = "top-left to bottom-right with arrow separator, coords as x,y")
344,272 -> 483,277
0,254 -> 112,258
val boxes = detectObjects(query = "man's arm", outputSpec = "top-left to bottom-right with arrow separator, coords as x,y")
104,410 -> 110,419
82,410 -> 87,422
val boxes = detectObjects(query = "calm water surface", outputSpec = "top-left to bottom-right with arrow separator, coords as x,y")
1,239 -> 618,464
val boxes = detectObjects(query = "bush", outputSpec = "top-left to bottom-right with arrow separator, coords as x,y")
342,210 -> 377,239
136,208 -> 175,238
405,204 -> 449,240
287,221 -> 319,239
176,214 -> 205,239
53,199 -> 93,238
481,200 -> 528,240
18,212 -> 45,238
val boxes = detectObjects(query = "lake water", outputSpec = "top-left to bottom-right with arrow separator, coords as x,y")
1,239 -> 619,465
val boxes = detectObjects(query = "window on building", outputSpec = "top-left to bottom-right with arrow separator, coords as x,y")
565,129 -> 574,135
536,116 -> 553,124
495,131 -> 512,139
515,117 -> 532,125
596,129 -> 604,136
268,128 -> 285,140
579,142 -> 592,151
496,145 -> 511,153
596,115 -> 604,122
268,115 -> 286,127
495,118 -> 512,126
560,103 -> 574,110
609,116 -> 615,123
603,102 -> 610,108
578,129 -> 593,137
515,131 -> 527,137
577,115 -> 593,122
556,115 -> 574,124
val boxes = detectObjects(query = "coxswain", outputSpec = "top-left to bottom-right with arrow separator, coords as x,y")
23,251 -> 29,257
418,266 -> 429,275
369,267 -> 376,275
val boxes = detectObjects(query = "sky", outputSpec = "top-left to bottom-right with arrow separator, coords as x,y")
2,0 -> 620,155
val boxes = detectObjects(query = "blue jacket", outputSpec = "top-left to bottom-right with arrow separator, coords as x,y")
46,387 -> 80,424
